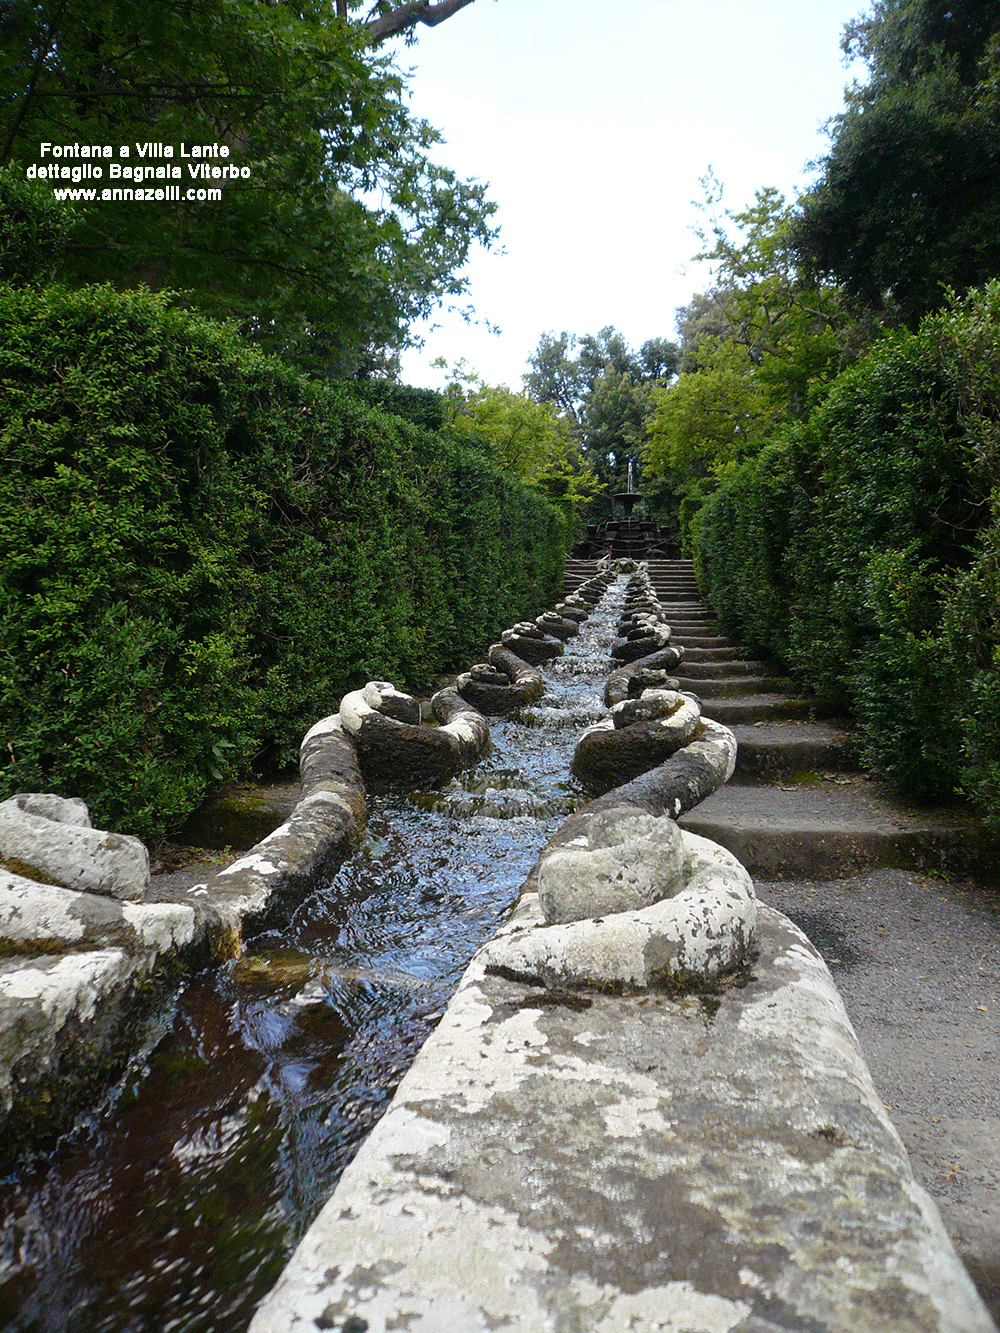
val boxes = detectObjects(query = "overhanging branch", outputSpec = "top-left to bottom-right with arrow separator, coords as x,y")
366,0 -> 479,43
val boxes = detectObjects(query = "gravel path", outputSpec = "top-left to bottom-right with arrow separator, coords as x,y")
757,868 -> 1000,1322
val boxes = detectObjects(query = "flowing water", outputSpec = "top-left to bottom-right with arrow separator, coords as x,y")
0,581 -> 623,1333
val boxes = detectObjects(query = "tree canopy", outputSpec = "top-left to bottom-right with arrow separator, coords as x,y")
440,369 -> 598,538
1,0 -> 497,375
646,185 -> 850,486
523,326 -> 678,507
792,0 -> 1000,325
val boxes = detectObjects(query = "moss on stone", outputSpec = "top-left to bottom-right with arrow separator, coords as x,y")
0,936 -> 72,958
177,789 -> 298,851
0,856 -> 63,887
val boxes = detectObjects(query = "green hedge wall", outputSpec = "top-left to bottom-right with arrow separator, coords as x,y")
350,381 -> 446,432
692,283 -> 1000,828
0,169 -> 70,286
0,285 -> 564,837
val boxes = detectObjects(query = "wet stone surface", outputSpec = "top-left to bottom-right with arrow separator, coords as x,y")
0,586 -> 629,1333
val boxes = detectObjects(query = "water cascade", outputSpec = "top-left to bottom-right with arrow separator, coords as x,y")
0,582 -> 628,1333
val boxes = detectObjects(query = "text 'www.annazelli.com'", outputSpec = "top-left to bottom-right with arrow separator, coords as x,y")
51,186 -> 223,202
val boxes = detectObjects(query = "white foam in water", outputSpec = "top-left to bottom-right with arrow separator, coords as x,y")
423,576 -> 626,817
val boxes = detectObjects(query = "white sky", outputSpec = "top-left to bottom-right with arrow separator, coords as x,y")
393,0 -> 867,390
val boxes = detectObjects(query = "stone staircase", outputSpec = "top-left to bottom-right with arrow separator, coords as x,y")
564,557 -> 991,880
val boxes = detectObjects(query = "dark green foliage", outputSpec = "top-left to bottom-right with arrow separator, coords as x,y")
0,285 -> 563,837
349,382 -> 445,432
691,439 -> 803,662
1,0 -> 497,375
0,167 -> 70,284
794,0 -> 1000,325
693,284 -> 1000,826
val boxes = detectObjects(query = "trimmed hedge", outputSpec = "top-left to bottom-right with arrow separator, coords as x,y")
0,168 -> 70,285
692,284 -> 1000,828
0,285 -> 564,837
350,382 -> 445,432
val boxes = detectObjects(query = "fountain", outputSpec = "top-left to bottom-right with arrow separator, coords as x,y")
572,459 -> 675,559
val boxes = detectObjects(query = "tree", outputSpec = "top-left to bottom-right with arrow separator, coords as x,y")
636,336 -> 680,382
580,367 -> 653,489
521,332 -> 589,424
0,0 -> 498,375
646,336 -> 777,480
792,0 -> 1000,325
674,287 -> 741,372
693,180 -> 851,391
644,182 -> 852,536
522,325 -> 678,510
0,168 -> 70,284
359,0 -> 481,44
441,370 -> 599,537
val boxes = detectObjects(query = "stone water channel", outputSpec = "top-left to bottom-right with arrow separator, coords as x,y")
0,581 -> 627,1333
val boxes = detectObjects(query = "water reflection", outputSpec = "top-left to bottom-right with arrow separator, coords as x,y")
0,580 -> 624,1333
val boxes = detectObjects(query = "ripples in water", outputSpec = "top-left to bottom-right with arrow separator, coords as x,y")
0,579 -> 626,1333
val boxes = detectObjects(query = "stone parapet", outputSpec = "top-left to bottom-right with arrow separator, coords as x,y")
250,903 -> 996,1333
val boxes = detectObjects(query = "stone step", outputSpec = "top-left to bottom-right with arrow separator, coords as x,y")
678,660 -> 771,679
177,782 -> 300,849
677,675 -> 792,699
730,722 -> 859,778
670,634 -> 732,649
699,694 -> 827,724
679,645 -> 753,662
679,779 -> 991,879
